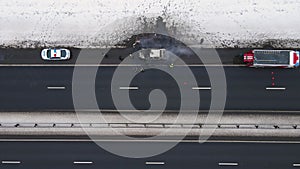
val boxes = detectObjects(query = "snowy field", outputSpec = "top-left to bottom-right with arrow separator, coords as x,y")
0,0 -> 299,48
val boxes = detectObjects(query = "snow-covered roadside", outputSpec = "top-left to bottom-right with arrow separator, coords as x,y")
0,0 -> 299,48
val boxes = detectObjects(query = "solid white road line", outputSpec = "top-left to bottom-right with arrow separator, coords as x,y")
218,162 -> 239,166
47,86 -> 66,90
73,161 -> 93,164
192,87 -> 211,90
35,109 -> 300,113
266,87 -> 286,90
145,161 -> 165,165
2,160 -> 21,164
119,87 -> 138,90
0,64 -> 245,67
293,163 -> 300,167
1,139 -> 300,144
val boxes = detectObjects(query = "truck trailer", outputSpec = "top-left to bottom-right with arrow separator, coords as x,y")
243,49 -> 300,68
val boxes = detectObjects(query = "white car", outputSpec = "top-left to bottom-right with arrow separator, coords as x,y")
41,48 -> 71,60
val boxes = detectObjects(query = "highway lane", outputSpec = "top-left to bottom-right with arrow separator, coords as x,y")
0,141 -> 300,169
0,66 -> 299,111
0,48 -> 248,65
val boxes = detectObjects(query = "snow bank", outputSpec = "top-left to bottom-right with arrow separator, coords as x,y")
0,0 -> 299,48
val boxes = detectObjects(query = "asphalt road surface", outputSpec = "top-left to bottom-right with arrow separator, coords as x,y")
0,141 -> 300,169
0,66 -> 299,111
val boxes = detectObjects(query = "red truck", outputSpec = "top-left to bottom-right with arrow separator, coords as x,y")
243,49 -> 299,68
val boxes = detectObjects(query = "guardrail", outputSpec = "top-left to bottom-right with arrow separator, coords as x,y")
0,123 -> 297,130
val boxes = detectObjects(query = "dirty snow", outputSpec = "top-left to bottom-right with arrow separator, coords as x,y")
0,0 -> 299,48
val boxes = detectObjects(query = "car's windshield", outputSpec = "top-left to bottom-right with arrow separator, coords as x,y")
47,50 -> 51,58
61,50 -> 66,57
